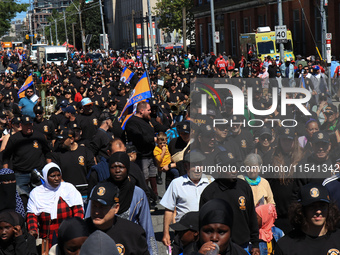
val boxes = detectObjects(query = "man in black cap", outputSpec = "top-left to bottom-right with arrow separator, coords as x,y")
149,98 -> 170,133
200,151 -> 260,255
33,105 -> 56,147
115,81 -> 129,112
294,131 -> 333,191
169,211 -> 199,254
77,97 -> 99,142
47,127 -> 95,197
160,151 -> 212,254
0,94 -> 20,116
3,115 -> 50,202
228,115 -> 254,162
275,183 -> 340,255
90,112 -> 114,160
86,182 -> 149,255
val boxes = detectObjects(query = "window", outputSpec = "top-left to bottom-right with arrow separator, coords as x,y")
257,41 -> 275,54
258,16 -> 264,27
243,17 -> 249,33
293,10 -> 300,54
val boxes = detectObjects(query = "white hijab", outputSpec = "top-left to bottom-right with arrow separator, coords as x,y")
27,162 -> 83,220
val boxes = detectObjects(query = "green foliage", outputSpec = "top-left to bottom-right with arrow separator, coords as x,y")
154,0 -> 194,40
0,0 -> 29,37
45,0 -> 102,50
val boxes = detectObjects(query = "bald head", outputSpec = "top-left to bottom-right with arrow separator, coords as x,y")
108,138 -> 126,155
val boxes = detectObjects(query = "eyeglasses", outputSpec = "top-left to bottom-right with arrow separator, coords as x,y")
26,91 -> 33,93
324,111 -> 334,116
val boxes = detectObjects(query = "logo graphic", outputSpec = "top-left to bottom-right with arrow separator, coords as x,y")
33,140 -> 39,148
78,156 -> 85,166
239,196 -> 246,210
318,133 -> 324,139
310,187 -> 320,198
241,140 -> 247,148
228,153 -> 234,159
93,118 -> 98,126
43,125 -> 48,133
97,187 -> 106,196
327,249 -> 340,255
116,244 -> 125,255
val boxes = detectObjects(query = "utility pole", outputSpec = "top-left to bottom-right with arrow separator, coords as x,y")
72,23 -> 76,48
278,0 -> 284,61
29,0 -> 33,44
71,1 -> 86,53
320,0 -> 327,60
210,0 -> 216,54
99,0 -> 107,52
132,10 -> 136,51
182,7 -> 186,53
50,25 -> 53,45
63,10 -> 68,46
147,0 -> 155,60
55,19 -> 58,45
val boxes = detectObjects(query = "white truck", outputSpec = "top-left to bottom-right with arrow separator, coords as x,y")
37,46 -> 68,67
30,44 -> 47,63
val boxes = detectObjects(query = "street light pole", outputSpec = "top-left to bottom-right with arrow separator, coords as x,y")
147,0 -> 155,60
71,1 -> 86,53
72,23 -> 76,48
55,19 -> 58,45
63,10 -> 69,46
210,0 -> 216,55
50,25 -> 53,45
320,0 -> 327,60
278,0 -> 284,61
99,0 -> 107,52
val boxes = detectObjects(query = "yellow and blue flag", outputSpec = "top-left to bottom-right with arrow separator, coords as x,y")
17,74 -> 33,98
120,67 -> 134,84
300,75 -> 306,89
119,72 -> 152,129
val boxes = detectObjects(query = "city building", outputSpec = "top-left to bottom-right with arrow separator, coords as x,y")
104,0 -> 162,49
192,0 -> 340,59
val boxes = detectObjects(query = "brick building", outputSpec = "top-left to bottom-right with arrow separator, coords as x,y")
192,0 -> 340,59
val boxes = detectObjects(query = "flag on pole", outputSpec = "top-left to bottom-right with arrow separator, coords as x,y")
300,75 -> 306,89
119,72 -> 152,129
17,74 -> 33,99
120,67 -> 134,84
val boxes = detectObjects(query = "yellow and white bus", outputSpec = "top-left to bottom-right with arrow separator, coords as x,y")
240,26 -> 294,61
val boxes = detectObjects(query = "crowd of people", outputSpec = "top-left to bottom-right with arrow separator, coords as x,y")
0,47 -> 339,255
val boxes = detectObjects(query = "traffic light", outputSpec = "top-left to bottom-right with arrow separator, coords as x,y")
26,34 -> 29,40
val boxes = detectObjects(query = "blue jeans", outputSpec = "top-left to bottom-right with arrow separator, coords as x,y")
15,172 -> 32,196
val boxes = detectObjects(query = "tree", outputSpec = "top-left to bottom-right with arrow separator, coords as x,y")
45,0 -> 102,50
0,0 -> 29,37
154,0 -> 194,41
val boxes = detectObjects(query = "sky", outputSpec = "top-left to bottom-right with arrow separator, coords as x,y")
13,0 -> 30,22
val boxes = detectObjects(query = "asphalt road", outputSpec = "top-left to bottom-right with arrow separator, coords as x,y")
151,172 -> 170,255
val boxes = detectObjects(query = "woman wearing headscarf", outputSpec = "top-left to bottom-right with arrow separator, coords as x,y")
49,217 -> 89,255
85,152 -> 158,255
256,204 -> 284,255
27,163 -> 84,249
0,210 -> 37,255
196,199 -> 248,255
0,169 -> 25,218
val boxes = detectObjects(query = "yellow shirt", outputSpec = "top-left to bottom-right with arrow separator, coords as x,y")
153,145 -> 171,167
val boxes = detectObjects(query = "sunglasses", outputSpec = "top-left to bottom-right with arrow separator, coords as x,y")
260,135 -> 272,141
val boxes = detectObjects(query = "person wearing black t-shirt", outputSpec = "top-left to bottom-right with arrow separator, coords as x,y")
274,183 -> 340,255
77,98 -> 99,142
3,115 -> 50,198
32,105 -> 56,147
47,127 -> 95,197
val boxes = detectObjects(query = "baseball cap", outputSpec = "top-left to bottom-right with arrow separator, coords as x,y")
60,100 -> 69,108
4,94 -> 11,99
254,84 -> 263,93
21,115 -> 33,125
89,182 -> 120,206
311,131 -> 330,144
81,98 -> 93,106
170,212 -> 199,232
177,121 -> 190,134
99,112 -> 111,122
278,127 -> 295,139
64,106 -> 76,114
34,105 -> 44,114
215,151 -> 237,166
57,127 -> 73,139
11,116 -> 21,125
298,183 -> 330,206
225,97 -> 233,107
324,104 -> 337,114
0,111 -> 6,119
199,124 -> 215,136
259,127 -> 272,137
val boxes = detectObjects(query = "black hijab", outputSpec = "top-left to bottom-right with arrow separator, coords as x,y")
0,170 -> 16,212
108,152 -> 135,214
58,217 -> 89,255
